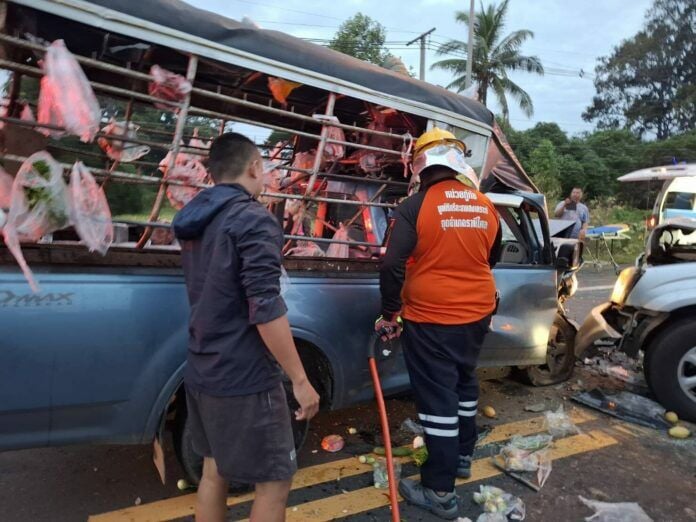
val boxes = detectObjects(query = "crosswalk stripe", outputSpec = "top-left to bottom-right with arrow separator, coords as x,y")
88,409 -> 596,522
282,430 -> 618,522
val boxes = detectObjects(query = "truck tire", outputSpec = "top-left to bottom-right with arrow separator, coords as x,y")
645,320 -> 696,423
524,313 -> 577,386
173,386 -> 309,486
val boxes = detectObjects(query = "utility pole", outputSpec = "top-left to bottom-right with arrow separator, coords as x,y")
465,0 -> 475,88
406,27 -> 436,81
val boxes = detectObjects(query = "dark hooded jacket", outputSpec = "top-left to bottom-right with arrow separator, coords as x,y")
173,184 -> 286,396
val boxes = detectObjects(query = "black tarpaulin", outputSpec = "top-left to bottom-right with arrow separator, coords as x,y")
80,0 -> 493,126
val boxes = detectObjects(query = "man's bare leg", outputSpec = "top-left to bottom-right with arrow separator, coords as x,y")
196,457 -> 228,522
249,480 -> 292,522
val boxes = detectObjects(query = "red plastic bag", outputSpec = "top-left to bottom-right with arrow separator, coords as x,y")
97,120 -> 150,162
149,65 -> 192,111
2,152 -> 71,291
166,159 -> 209,210
69,161 -> 113,254
37,40 -> 101,142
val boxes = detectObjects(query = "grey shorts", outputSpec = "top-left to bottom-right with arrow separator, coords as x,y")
185,383 -> 297,484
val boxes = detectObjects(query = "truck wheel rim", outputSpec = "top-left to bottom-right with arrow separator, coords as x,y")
678,347 -> 696,403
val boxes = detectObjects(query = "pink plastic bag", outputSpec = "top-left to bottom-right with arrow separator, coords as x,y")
149,65 -> 192,111
314,115 -> 345,162
0,166 -> 12,209
69,161 -> 113,254
97,120 -> 150,162
166,159 -> 209,210
326,224 -> 350,258
37,40 -> 101,142
2,151 -> 71,291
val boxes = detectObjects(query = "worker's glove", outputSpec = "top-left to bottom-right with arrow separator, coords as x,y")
375,314 -> 403,343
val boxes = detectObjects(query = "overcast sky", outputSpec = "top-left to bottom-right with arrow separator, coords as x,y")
186,0 -> 653,136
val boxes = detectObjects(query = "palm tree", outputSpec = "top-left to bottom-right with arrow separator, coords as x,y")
431,0 -> 543,120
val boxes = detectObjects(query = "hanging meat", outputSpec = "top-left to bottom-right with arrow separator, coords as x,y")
97,120 -> 151,162
149,65 -> 192,111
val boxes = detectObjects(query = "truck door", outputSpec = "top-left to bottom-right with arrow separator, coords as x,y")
481,193 -> 557,367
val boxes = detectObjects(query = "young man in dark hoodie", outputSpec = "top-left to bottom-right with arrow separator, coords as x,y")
172,133 -> 319,522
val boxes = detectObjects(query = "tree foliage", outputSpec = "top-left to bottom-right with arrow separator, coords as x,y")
329,13 -> 388,65
431,0 -> 543,120
583,0 -> 696,139
504,119 -> 696,207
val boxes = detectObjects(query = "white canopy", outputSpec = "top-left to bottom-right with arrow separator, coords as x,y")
618,164 -> 696,182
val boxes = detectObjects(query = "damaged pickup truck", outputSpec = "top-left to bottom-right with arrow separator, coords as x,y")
576,218 -> 696,422
0,0 -> 580,484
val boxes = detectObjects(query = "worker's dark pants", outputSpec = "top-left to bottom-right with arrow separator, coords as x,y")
402,316 -> 490,493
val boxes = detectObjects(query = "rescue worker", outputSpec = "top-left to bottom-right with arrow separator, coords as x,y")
376,128 -> 501,520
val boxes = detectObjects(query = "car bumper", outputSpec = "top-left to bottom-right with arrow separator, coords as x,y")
575,302 -> 622,357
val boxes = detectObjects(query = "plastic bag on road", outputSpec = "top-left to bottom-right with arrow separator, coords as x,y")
579,496 -> 653,522
499,434 -> 553,488
149,65 -> 192,111
37,40 -> 101,142
97,120 -> 150,162
69,161 -> 112,254
2,152 -> 71,291
473,485 -> 525,520
544,406 -> 581,438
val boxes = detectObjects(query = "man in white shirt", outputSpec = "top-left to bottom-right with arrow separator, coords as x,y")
554,187 -> 589,240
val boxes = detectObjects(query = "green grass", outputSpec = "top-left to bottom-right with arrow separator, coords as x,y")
113,206 -> 177,223
587,201 -> 651,264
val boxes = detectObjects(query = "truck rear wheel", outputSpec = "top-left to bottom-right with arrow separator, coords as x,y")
524,313 -> 577,386
173,386 -> 309,486
645,320 -> 696,422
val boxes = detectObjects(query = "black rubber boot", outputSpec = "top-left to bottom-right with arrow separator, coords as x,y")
398,478 -> 459,520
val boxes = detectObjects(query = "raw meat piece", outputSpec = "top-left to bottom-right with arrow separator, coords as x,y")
148,65 -> 192,111
98,120 -> 150,162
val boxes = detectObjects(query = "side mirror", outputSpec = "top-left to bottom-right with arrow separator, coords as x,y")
555,240 -> 583,270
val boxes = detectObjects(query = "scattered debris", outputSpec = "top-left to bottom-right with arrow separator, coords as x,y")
482,406 -> 497,418
177,479 -> 190,491
579,496 -> 653,522
495,434 -> 553,489
401,418 -> 424,435
544,406 -> 581,437
373,446 -> 412,457
134,497 -> 142,506
413,435 -> 425,449
473,485 -> 525,520
321,434 -> 345,453
372,457 -> 401,489
524,403 -> 547,413
347,427 -> 358,435
358,455 -> 376,465
457,518 -> 473,522
665,411 -> 679,424
572,389 -> 671,430
583,349 -> 645,386
311,450 -> 318,454
412,446 -> 428,467
668,426 -> 691,439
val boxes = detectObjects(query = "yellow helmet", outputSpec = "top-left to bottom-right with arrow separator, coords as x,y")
413,127 -> 464,155
412,127 -> 478,189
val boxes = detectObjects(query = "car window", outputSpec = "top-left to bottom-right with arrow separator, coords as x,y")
496,206 -> 532,264
664,191 -> 696,210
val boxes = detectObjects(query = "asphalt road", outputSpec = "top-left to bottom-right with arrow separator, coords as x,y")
3,267 -> 696,522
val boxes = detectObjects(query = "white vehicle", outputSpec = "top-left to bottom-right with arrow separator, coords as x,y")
575,218 -> 696,421
618,163 -> 696,228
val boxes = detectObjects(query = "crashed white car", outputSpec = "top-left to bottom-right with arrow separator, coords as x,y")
576,218 -> 696,422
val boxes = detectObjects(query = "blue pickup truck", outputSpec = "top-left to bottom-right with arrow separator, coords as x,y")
0,189 -> 580,482
0,0 -> 580,484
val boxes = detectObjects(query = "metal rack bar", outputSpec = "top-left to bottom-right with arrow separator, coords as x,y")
0,33 -> 409,143
136,54 -> 199,247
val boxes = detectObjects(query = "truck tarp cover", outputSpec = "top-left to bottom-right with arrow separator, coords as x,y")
80,0 -> 493,126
